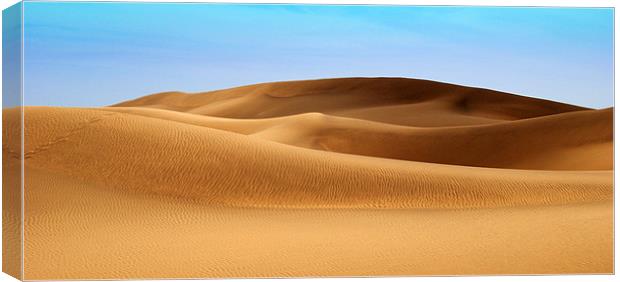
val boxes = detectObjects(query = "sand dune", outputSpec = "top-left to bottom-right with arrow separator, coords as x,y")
3,78 -> 613,279
103,106 -> 612,170
113,77 -> 587,126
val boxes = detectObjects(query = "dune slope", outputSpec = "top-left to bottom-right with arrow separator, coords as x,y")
14,107 -> 612,208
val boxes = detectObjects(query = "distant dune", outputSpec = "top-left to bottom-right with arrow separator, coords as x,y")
3,78 -> 613,279
113,77 -> 587,126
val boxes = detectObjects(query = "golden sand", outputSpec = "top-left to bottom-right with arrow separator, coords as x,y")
2,78 -> 613,279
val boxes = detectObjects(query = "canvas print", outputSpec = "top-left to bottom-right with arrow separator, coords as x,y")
1,1 -> 614,280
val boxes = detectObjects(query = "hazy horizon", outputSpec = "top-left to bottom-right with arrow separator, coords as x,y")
20,2 -> 614,108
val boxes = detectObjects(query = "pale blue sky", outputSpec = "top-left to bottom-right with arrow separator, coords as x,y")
21,2 -> 613,108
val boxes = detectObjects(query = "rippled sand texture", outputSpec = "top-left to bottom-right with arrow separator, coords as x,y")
3,78 -> 613,279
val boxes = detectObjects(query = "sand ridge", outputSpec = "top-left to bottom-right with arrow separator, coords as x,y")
3,78 -> 613,279
102,106 -> 612,170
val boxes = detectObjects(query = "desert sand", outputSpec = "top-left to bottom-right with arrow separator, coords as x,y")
2,78 -> 613,279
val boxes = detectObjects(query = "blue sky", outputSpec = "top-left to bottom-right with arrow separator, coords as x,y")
21,2 -> 613,108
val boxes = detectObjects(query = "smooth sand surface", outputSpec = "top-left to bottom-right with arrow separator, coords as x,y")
2,78 -> 613,279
